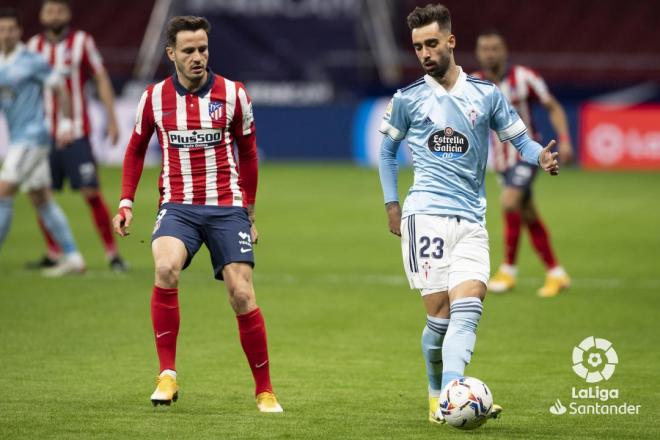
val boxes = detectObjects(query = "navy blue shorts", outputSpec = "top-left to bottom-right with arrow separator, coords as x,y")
499,161 -> 537,196
50,137 -> 99,190
151,203 -> 254,280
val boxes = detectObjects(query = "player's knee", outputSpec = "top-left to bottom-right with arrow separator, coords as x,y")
228,282 -> 256,313
501,189 -> 522,211
28,189 -> 49,207
521,205 -> 537,223
154,261 -> 181,287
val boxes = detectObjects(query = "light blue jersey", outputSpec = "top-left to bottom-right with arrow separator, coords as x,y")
379,67 -> 543,225
0,43 -> 58,148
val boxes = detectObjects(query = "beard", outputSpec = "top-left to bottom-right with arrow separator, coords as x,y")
45,23 -> 68,35
423,50 -> 451,78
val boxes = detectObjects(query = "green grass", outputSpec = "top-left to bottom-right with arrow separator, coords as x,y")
0,164 -> 659,439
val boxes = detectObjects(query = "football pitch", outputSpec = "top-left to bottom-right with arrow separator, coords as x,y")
1,164 -> 658,439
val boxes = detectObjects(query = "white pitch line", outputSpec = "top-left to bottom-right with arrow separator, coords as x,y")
7,270 -> 660,290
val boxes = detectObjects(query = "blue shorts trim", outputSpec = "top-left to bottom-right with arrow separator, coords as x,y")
151,203 -> 254,280
50,137 -> 99,190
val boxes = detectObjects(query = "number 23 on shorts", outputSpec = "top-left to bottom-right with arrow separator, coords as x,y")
419,236 -> 444,259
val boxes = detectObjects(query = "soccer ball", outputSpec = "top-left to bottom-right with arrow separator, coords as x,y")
437,377 -> 493,430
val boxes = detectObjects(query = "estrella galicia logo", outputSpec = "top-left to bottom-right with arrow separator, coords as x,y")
427,127 -> 469,159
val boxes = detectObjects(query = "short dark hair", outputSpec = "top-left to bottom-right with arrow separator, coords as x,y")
166,16 -> 211,48
0,8 -> 21,27
477,29 -> 505,41
406,3 -> 451,32
42,0 -> 71,7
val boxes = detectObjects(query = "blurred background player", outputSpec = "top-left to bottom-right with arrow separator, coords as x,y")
112,16 -> 282,412
25,0 -> 127,272
473,30 -> 572,298
378,4 -> 560,425
0,7 -> 84,276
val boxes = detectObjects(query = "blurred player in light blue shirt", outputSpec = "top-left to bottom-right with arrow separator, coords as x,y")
377,3 -> 559,424
0,8 -> 84,275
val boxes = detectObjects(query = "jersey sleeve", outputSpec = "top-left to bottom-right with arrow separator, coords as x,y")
120,88 -> 155,202
232,82 -> 258,205
489,87 -> 527,142
379,91 -> 410,141
82,33 -> 106,76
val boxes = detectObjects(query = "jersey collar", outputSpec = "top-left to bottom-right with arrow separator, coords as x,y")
172,69 -> 215,97
424,66 -> 467,96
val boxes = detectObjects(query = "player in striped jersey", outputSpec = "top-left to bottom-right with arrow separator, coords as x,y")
474,31 -> 572,298
112,16 -> 282,413
26,0 -> 127,272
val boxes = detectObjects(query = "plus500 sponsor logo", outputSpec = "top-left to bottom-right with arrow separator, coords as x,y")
168,129 -> 222,148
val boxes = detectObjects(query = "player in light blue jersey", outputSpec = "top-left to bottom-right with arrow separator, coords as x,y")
377,4 -> 559,425
0,8 -> 84,275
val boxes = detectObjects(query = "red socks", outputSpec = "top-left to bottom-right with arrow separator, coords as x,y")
237,308 -> 273,395
527,218 -> 558,269
504,210 -> 558,269
85,194 -> 117,256
504,210 -> 522,265
150,288 -> 272,394
151,286 -> 180,372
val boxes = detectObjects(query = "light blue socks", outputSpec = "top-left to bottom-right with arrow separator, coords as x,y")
0,198 -> 13,249
422,315 -> 450,394
441,297 -> 483,389
38,200 -> 77,254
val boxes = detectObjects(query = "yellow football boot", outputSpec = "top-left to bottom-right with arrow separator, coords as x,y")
490,403 -> 503,419
488,267 -> 516,293
428,396 -> 445,424
150,372 -> 179,406
538,270 -> 571,298
256,391 -> 284,413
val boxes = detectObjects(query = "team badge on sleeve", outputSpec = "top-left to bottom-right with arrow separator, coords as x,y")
384,98 -> 393,121
208,101 -> 224,121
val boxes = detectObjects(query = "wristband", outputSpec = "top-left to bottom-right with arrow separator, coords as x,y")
558,133 -> 570,143
119,199 -> 133,209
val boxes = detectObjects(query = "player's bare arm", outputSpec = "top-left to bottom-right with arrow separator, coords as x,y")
542,95 -> 573,164
53,83 -> 73,148
539,140 -> 560,175
386,201 -> 402,236
247,204 -> 258,244
93,69 -> 119,145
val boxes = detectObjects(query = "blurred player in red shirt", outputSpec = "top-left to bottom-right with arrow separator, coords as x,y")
112,16 -> 282,412
473,31 -> 572,297
26,0 -> 127,272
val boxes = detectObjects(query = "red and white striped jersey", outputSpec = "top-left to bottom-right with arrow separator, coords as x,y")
27,29 -> 105,139
472,65 -> 551,172
121,71 -> 258,208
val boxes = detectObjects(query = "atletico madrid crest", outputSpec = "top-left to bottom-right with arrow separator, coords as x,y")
208,101 -> 224,121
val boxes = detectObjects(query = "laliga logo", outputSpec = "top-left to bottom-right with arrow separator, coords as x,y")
572,336 -> 618,383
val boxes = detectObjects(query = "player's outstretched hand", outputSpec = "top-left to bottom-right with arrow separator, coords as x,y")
112,207 -> 133,237
386,202 -> 402,237
539,140 -> 560,176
